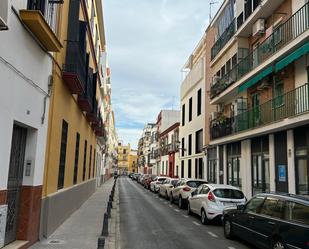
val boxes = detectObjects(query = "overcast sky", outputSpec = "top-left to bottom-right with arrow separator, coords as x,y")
104,0 -> 222,149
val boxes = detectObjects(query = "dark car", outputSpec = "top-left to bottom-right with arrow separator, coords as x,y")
144,175 -> 156,189
222,193 -> 309,249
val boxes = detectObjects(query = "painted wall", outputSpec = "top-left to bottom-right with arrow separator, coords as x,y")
0,2 -> 52,190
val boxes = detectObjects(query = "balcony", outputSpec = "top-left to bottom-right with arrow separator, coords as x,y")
93,118 -> 104,137
211,19 -> 236,61
210,83 -> 309,140
78,68 -> 95,113
20,0 -> 63,52
86,99 -> 98,123
210,2 -> 309,99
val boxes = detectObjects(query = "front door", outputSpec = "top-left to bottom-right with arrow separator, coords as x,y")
5,125 -> 27,245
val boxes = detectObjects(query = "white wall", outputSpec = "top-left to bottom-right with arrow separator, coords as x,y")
180,57 -> 205,180
0,3 -> 52,189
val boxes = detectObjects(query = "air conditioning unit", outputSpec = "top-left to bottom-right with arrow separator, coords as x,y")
210,112 -> 218,120
257,79 -> 272,90
252,19 -> 265,37
0,0 -> 10,30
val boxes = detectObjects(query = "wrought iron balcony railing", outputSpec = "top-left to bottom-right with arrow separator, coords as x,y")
210,83 -> 309,139
211,2 -> 309,99
211,19 -> 236,60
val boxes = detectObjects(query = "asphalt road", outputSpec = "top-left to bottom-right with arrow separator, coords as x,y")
119,177 -> 256,249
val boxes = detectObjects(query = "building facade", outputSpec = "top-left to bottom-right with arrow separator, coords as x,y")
159,123 -> 180,177
0,0 -> 60,247
117,143 -> 130,174
128,150 -> 138,173
206,0 -> 309,198
179,39 -> 207,180
41,0 -> 107,239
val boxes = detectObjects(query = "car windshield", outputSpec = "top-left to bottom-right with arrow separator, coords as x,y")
213,189 -> 245,199
158,178 -> 166,182
187,181 -> 207,188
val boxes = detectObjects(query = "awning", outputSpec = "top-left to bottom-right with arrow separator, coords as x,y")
275,42 -> 309,72
238,66 -> 273,93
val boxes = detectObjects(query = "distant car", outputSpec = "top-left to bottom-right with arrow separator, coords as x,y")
170,179 -> 207,209
223,193 -> 309,249
158,178 -> 179,199
187,184 -> 246,224
150,177 -> 167,192
144,175 -> 156,189
132,173 -> 141,181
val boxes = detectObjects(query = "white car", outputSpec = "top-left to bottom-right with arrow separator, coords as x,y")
158,178 -> 179,199
187,184 -> 246,225
170,179 -> 208,209
150,177 -> 167,192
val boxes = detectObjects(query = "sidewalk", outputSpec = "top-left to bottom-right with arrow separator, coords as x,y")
31,178 -> 114,249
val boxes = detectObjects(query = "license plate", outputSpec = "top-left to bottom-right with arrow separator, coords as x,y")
223,202 -> 236,207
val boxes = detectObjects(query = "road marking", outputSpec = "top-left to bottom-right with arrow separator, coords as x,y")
208,232 -> 218,238
193,221 -> 201,226
174,209 -> 180,212
228,247 -> 236,249
183,215 -> 189,218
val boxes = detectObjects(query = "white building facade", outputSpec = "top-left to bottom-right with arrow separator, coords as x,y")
0,0 -> 58,247
180,41 -> 206,180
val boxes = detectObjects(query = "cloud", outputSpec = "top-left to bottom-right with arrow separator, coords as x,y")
104,0 -> 223,148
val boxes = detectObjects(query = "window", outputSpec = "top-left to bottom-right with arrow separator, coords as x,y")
92,149 -> 96,178
166,160 -> 168,175
197,89 -> 202,116
181,137 -> 185,157
182,104 -> 185,126
188,159 -> 192,178
213,189 -> 245,199
58,120 -> 68,190
181,161 -> 184,178
285,201 -> 309,225
73,133 -> 80,185
188,134 -> 192,155
273,77 -> 284,107
83,140 -> 88,181
195,129 -> 203,154
162,161 -> 164,175
200,186 -> 210,195
245,196 -> 265,213
260,197 -> 279,216
187,180 -> 206,188
88,145 -> 92,179
189,97 -> 192,122
195,159 -> 198,179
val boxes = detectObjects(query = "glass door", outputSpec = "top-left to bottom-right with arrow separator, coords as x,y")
296,157 -> 309,195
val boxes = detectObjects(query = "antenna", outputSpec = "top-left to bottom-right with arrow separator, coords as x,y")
209,0 -> 219,22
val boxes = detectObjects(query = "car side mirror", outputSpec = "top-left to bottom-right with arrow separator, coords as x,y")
237,204 -> 245,211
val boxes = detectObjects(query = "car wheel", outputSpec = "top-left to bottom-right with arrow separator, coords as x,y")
201,209 -> 209,225
273,239 -> 286,249
223,218 -> 234,239
187,203 -> 192,215
178,196 -> 184,209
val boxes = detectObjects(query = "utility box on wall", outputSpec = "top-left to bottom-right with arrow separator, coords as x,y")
0,205 -> 7,248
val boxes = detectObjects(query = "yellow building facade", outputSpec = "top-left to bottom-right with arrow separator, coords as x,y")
128,150 -> 138,173
41,0 -> 106,238
117,143 -> 130,173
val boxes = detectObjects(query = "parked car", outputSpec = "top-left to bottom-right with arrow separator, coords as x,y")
187,184 -> 246,224
141,174 -> 149,186
222,193 -> 309,249
170,179 -> 207,209
137,174 -> 144,183
150,177 -> 167,192
144,175 -> 156,189
158,178 -> 179,199
132,173 -> 141,181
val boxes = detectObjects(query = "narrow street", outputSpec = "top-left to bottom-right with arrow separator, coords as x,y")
119,177 -> 254,249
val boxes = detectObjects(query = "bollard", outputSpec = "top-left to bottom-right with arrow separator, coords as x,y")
101,213 -> 109,237
97,236 -> 105,249
107,202 -> 111,218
